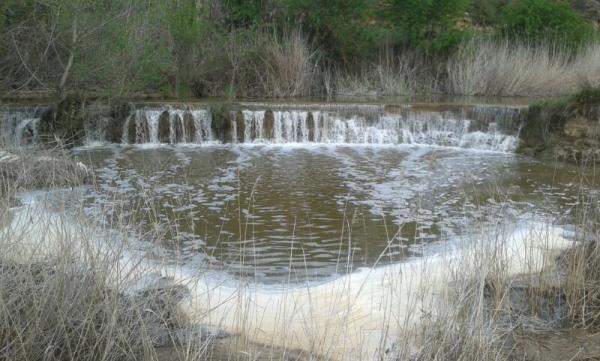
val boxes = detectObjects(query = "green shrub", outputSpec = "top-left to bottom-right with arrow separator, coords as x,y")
385,0 -> 471,53
469,0 -> 502,25
571,87 -> 600,115
223,0 -> 271,27
501,0 -> 595,48
572,87 -> 600,106
283,0 -> 381,64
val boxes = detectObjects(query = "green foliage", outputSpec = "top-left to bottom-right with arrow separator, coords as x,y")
520,99 -> 569,151
167,0 -> 204,46
283,0 -> 382,63
571,87 -> 600,115
385,0 -> 471,52
501,0 -> 595,48
2,0 -> 599,98
224,0 -> 266,27
430,29 -> 472,53
469,0 -> 502,25
0,0 -> 41,27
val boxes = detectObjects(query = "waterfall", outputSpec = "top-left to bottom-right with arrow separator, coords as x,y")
232,107 -> 524,152
15,118 -> 40,146
0,108 -> 43,146
122,107 -> 213,145
1,103 -> 526,152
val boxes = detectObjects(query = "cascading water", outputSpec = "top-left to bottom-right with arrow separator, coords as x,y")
0,108 -> 43,146
15,118 -> 40,146
122,107 -> 213,145
2,103 -> 526,152
232,106 -> 526,152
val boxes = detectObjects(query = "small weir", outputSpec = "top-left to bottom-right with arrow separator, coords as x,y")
231,107 -> 522,151
2,103 -> 527,152
122,108 -> 213,144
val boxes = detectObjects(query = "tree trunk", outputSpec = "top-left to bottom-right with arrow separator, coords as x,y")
59,17 -> 78,97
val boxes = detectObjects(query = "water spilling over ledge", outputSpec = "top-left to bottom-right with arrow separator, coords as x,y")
0,102 -> 527,152
231,108 -> 521,151
121,108 -> 213,144
0,107 -> 45,146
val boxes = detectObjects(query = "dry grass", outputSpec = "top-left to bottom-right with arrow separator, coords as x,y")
0,147 -> 151,361
188,29 -> 319,99
334,52 -> 439,98
0,145 -> 212,361
0,145 -> 89,199
413,184 -> 600,361
0,247 -> 153,361
257,30 -> 319,98
447,39 -> 600,97
563,191 -> 600,328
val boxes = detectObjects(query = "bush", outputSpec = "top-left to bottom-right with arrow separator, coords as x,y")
259,30 -> 318,97
385,0 -> 471,53
501,0 -> 595,48
223,0 -> 263,27
469,0 -> 502,25
571,87 -> 600,115
283,0 -> 380,64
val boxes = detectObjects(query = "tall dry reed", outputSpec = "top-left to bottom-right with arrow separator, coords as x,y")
447,39 -> 600,97
334,52 -> 439,98
258,30 -> 319,98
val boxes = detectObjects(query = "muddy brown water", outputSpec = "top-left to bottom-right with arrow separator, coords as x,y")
74,143 -> 599,283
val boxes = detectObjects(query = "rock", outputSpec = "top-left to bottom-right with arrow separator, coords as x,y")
564,116 -> 595,138
158,111 -> 171,143
207,104 -> 234,143
569,0 -> 600,23
307,112 -> 315,142
126,113 -> 137,144
263,110 -> 274,140
108,99 -> 135,143
519,100 -> 600,164
172,113 -> 184,143
235,111 -> 245,142
40,95 -> 88,146
183,111 -> 196,143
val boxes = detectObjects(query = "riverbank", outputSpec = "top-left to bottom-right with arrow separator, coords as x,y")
518,88 -> 600,163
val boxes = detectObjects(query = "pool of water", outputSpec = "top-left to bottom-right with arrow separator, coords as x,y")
74,143 -> 595,283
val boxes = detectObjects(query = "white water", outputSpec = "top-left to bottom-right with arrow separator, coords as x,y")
0,108 -> 41,146
234,108 -> 520,152
14,118 -> 40,145
2,104 -> 523,152
4,193 -> 575,361
122,107 -> 213,145
178,222 -> 571,360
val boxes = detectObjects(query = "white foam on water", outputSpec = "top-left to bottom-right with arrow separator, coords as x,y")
2,191 -> 575,361
173,221 -> 574,360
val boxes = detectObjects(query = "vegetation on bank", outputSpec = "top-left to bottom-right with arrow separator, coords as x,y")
518,86 -> 600,162
1,0 -> 599,99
